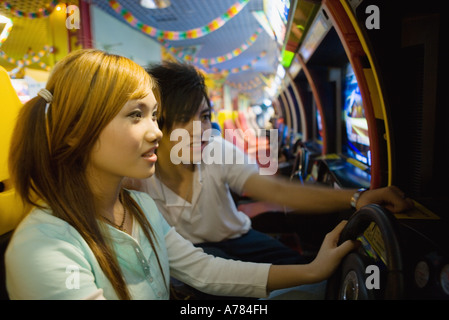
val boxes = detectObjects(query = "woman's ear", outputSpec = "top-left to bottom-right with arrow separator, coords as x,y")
65,134 -> 80,148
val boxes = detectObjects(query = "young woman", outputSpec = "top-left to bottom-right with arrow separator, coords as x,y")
139,62 -> 414,265
5,49 -> 357,300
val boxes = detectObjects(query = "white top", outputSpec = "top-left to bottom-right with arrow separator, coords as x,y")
143,136 -> 259,244
6,190 -> 270,299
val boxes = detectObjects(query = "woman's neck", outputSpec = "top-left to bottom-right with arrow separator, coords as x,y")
85,165 -> 131,232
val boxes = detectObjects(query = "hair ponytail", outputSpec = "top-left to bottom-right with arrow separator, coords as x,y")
9,49 -> 165,300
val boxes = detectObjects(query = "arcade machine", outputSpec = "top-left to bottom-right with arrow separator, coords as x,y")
285,0 -> 449,299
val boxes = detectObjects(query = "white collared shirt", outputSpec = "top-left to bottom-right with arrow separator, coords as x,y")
144,136 -> 259,244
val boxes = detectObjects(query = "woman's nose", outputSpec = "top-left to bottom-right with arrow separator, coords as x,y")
146,120 -> 163,142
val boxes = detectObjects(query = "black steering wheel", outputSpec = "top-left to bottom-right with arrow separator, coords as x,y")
326,204 -> 404,299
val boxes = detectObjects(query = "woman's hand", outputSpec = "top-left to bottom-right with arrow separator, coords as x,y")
266,220 -> 357,291
306,220 -> 358,283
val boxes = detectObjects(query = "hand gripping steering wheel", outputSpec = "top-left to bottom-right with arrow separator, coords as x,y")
325,204 -> 404,299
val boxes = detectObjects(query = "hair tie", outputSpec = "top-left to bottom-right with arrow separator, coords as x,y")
38,88 -> 53,104
38,88 -> 53,152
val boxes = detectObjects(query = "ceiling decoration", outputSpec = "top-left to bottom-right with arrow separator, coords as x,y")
204,50 -> 267,74
108,0 -> 249,40
1,0 -> 59,18
0,45 -> 54,77
0,1 -> 57,77
0,0 -> 293,104
0,15 -> 12,49
92,0 -> 283,104
227,75 -> 263,91
161,26 -> 263,66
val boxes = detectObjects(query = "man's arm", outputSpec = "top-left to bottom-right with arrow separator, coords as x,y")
242,174 -> 414,214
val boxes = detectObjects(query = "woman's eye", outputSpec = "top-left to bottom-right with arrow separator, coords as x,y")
202,114 -> 211,122
129,111 -> 143,119
152,110 -> 158,120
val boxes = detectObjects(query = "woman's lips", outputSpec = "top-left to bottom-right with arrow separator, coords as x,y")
142,147 -> 158,163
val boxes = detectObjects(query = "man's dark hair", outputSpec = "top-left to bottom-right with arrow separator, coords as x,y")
146,61 -> 211,131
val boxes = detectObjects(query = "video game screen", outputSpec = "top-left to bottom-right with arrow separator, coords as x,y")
342,64 -> 371,166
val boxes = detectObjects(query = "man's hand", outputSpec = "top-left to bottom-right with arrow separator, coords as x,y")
357,185 -> 415,212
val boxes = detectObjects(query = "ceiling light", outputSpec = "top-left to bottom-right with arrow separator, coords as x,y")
0,14 -> 11,24
0,14 -> 13,47
140,0 -> 171,9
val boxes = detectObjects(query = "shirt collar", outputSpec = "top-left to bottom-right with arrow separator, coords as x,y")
153,163 -> 203,208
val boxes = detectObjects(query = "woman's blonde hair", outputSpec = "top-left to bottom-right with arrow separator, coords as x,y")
9,49 -> 164,299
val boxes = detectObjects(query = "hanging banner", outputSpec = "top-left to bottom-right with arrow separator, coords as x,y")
200,50 -> 267,74
162,27 -> 262,66
194,27 -> 262,65
2,0 -> 59,18
108,0 -> 249,40
227,76 -> 263,91
0,45 -> 54,77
